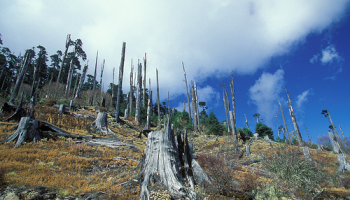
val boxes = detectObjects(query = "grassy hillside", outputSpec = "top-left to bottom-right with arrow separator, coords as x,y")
0,104 -> 349,199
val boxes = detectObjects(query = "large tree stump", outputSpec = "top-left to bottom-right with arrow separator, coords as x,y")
337,154 -> 350,173
90,112 -> 115,135
3,117 -> 40,147
138,117 -> 211,200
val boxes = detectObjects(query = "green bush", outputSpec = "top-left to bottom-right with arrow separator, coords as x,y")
255,123 -> 274,140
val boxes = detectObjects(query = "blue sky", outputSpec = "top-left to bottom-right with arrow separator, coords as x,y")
0,0 -> 349,142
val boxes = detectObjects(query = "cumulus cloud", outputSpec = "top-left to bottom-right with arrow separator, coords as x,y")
295,89 -> 312,109
321,45 -> 342,64
249,69 -> 285,126
0,0 -> 348,102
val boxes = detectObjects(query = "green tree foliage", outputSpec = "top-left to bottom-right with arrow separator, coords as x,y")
82,74 -> 100,91
48,50 -> 62,82
35,45 -> 49,87
255,122 -> 274,140
170,109 -> 193,131
237,127 -> 253,137
206,109 -> 224,135
199,101 -> 208,124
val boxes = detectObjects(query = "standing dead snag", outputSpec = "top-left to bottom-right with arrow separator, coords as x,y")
89,51 -> 99,106
230,73 -> 239,153
8,52 -> 30,106
144,79 -> 152,130
221,77 -> 230,132
99,59 -> 105,102
57,34 -> 71,83
156,68 -> 161,127
143,53 -> 147,107
191,85 -> 198,132
115,42 -> 126,123
182,62 -> 191,120
74,62 -> 88,100
279,101 -> 290,143
194,82 -> 200,132
135,60 -> 142,124
138,117 -> 211,200
286,87 -> 303,146
128,60 -> 134,118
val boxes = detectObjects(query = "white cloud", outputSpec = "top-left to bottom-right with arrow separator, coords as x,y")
310,54 -> 319,63
321,45 -> 341,64
296,89 -> 312,109
0,0 -> 348,102
249,69 -> 285,126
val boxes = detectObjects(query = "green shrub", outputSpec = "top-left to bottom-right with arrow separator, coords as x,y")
255,123 -> 274,140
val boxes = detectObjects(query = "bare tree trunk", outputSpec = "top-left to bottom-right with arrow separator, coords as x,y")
221,78 -> 230,132
182,62 -> 191,120
135,61 -> 142,124
129,60 -> 134,117
191,86 -> 198,132
230,111 -> 239,153
111,67 -> 115,107
143,53 -> 147,107
156,68 -> 160,127
328,130 -> 340,154
9,52 -> 29,106
304,124 -> 312,143
115,42 -> 126,123
286,87 -> 303,146
230,73 -> 237,144
30,57 -> 40,109
168,91 -> 170,114
276,112 -> 280,138
89,51 -> 98,106
340,125 -> 349,147
99,59 -> 105,101
75,63 -> 88,99
245,114 -> 249,130
145,88 -> 152,130
65,57 -> 74,96
194,81 -> 200,132
279,101 -> 291,143
72,73 -> 80,98
57,34 -> 71,83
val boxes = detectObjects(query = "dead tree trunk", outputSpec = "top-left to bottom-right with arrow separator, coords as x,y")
328,130 -> 340,154
75,63 -> 88,99
58,104 -> 66,115
3,117 -> 39,147
138,117 -> 211,200
89,51 -> 98,106
230,111 -> 239,153
144,86 -> 152,130
182,62 -> 191,120
340,125 -> 349,147
143,53 -> 147,107
286,87 -> 303,146
245,114 -> 249,130
230,73 -> 238,151
191,86 -> 198,132
276,112 -> 280,138
129,60 -> 134,117
111,67 -> 115,107
115,42 -> 126,123
135,61 -> 142,124
221,78 -> 230,132
72,73 -> 80,99
156,68 -> 160,127
99,59 -> 105,101
304,124 -> 312,143
57,34 -> 71,83
65,57 -> 74,96
8,52 -> 29,106
194,81 -> 200,132
279,101 -> 291,143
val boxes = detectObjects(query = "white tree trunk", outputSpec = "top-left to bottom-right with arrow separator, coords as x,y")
135,61 -> 142,124
115,42 -> 126,122
182,62 -> 191,120
89,51 -> 98,106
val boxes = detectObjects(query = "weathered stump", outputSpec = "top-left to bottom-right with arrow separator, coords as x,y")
302,146 -> 312,161
337,154 -> 350,173
138,117 -> 211,200
328,130 -> 340,154
57,104 -> 66,115
90,112 -> 115,135
3,117 -> 40,147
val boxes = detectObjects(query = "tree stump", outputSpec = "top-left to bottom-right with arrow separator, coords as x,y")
90,112 -> 115,135
302,146 -> 312,161
3,117 -> 40,147
57,104 -> 66,115
138,117 -> 211,200
337,154 -> 350,173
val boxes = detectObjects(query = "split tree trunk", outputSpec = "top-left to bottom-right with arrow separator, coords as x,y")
194,81 -> 200,132
286,87 -> 303,146
182,62 -> 191,120
138,117 -> 211,200
8,52 -> 29,106
156,68 -> 160,127
115,42 -> 126,123
99,59 -> 105,101
57,34 -> 71,83
279,101 -> 291,143
143,53 -> 147,107
75,63 -> 88,99
89,51 -> 98,106
128,60 -> 134,117
135,61 -> 142,124
220,78 -> 230,132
